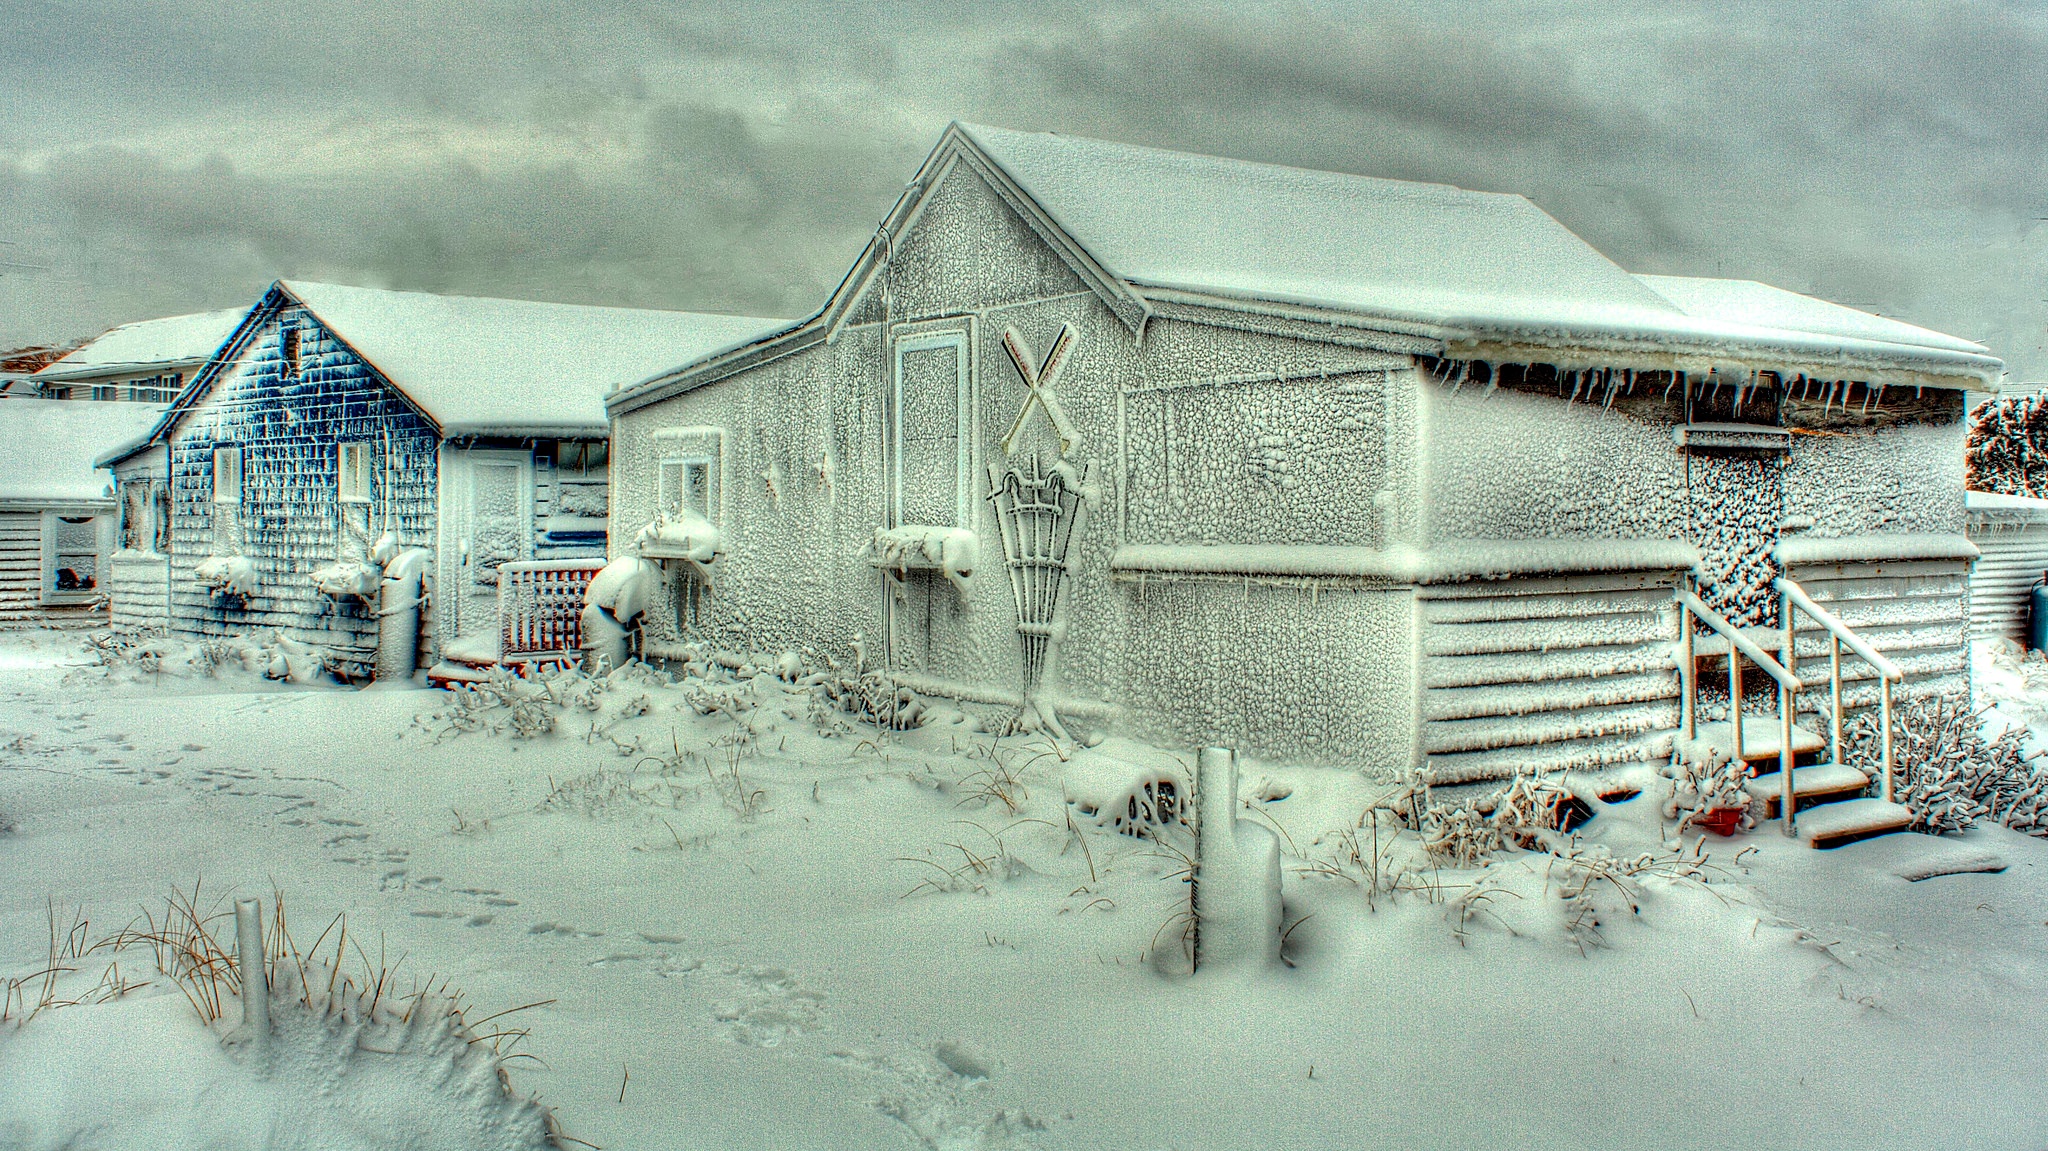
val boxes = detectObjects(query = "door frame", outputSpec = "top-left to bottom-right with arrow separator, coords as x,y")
441,446 -> 534,643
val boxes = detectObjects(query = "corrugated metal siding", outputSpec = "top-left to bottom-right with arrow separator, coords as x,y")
0,511 -> 42,624
1419,569 -> 1686,784
1967,515 -> 2048,642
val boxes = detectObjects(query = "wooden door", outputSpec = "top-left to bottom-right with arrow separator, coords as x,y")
451,450 -> 532,642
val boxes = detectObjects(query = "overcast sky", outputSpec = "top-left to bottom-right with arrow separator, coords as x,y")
2,0 -> 2043,376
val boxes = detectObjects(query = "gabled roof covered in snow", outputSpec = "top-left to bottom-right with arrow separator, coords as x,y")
31,309 -> 246,384
959,123 -> 1693,339
147,282 -> 788,443
0,399 -> 164,506
610,122 -> 1999,416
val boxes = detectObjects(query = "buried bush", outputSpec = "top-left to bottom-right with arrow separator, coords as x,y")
1840,692 -> 2048,835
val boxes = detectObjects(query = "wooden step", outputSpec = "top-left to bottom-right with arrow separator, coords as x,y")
1793,798 -> 1913,849
1743,762 -> 1869,819
1681,719 -> 1825,763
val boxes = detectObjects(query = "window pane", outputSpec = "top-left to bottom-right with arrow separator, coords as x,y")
584,441 -> 607,470
897,343 -> 961,525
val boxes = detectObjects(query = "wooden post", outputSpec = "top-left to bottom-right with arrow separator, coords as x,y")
1780,682 -> 1796,837
1728,638 -> 1744,766
1829,634 -> 1842,767
1881,675 -> 1895,804
1680,592 -> 1696,742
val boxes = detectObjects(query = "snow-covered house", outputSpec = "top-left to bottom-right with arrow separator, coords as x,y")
605,124 -> 1999,786
0,400 -> 165,627
29,309 -> 245,403
111,281 -> 783,678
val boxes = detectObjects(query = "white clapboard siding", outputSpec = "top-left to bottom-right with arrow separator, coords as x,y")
1419,571 -> 1684,784
110,551 -> 171,632
1781,556 -> 1973,707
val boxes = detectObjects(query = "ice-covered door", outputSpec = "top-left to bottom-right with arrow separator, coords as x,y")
453,450 -> 532,641
884,328 -> 973,675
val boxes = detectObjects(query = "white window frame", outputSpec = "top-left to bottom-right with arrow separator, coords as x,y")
890,327 -> 972,528
658,455 -> 718,522
212,446 -> 242,504
41,512 -> 105,605
338,441 -> 372,503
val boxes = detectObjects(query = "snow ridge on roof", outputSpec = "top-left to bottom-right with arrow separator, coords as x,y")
276,282 -> 790,436
32,309 -> 246,380
0,399 -> 164,503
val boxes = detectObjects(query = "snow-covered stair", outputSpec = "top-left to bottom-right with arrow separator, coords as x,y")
1682,719 -> 1825,764
1742,762 -> 1869,820
1792,798 -> 1914,849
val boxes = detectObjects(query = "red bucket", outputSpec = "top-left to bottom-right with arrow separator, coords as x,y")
1695,806 -> 1745,837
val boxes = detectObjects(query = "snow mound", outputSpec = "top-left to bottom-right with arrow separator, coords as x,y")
0,966 -> 558,1151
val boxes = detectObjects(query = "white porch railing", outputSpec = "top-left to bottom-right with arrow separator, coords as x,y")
1678,585 -> 1803,833
498,559 -> 604,664
1776,576 -> 1904,804
1677,574 -> 1902,836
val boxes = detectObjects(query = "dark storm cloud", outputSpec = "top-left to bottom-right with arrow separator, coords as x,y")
0,0 -> 2042,376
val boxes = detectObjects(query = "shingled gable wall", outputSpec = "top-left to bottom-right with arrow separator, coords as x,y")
168,296 -> 440,673
614,150 -> 1424,766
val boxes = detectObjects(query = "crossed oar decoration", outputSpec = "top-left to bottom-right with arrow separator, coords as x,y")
998,322 -> 1082,458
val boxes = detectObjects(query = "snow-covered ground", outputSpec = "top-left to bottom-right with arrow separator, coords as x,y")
3,628 -> 2047,1150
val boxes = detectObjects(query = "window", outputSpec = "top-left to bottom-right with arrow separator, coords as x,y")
891,330 -> 971,527
92,385 -> 119,402
42,386 -> 71,400
281,326 -> 302,379
338,442 -> 372,503
659,457 -> 716,521
46,514 -> 101,601
213,446 -> 242,504
555,440 -> 609,478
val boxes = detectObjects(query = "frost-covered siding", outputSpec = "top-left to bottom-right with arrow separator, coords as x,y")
1418,572 -> 1684,783
168,306 -> 439,670
614,155 -> 1427,765
1780,555 -> 1972,705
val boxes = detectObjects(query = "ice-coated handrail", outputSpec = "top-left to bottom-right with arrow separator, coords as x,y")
1774,578 -> 1905,682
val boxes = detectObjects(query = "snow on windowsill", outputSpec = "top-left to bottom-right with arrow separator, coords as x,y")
633,511 -> 719,568
870,526 -> 976,589
1775,532 -> 1979,567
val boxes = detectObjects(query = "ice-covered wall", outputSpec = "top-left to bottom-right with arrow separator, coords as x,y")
1421,376 -> 1688,545
169,301 -> 439,673
614,156 -> 1422,764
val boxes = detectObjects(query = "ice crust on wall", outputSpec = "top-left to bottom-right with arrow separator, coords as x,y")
615,160 -> 1425,761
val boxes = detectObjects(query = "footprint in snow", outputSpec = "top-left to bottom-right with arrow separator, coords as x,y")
831,1044 -> 1047,1149
528,922 -> 604,939
711,967 -> 825,1047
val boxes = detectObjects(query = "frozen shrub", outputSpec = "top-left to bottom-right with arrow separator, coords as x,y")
1840,692 -> 2048,835
1966,393 -> 2048,496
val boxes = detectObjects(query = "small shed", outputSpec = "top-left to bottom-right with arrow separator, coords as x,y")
117,281 -> 784,679
606,123 -> 1997,779
0,400 -> 165,627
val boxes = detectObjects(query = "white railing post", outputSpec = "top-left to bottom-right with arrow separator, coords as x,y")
1728,632 -> 1744,765
1781,585 -> 1798,835
1680,587 -> 1696,742
1828,634 -> 1842,766
228,897 -> 268,1045
1881,675 -> 1894,804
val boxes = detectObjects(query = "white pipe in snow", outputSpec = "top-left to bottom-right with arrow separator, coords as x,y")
230,898 -> 269,1043
1191,746 -> 1282,972
375,547 -> 432,683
